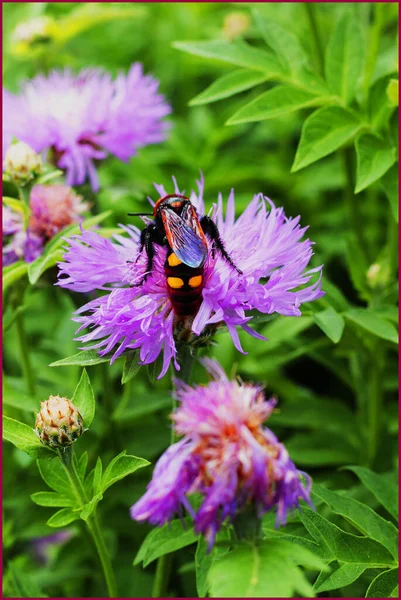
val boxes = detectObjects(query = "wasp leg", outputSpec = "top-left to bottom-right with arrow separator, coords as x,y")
131,226 -> 156,286
200,215 -> 242,274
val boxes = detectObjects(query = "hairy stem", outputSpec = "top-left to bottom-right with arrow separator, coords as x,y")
151,345 -> 197,598
58,447 -> 118,597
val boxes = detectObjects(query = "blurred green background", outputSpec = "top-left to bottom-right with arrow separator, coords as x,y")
3,2 -> 398,598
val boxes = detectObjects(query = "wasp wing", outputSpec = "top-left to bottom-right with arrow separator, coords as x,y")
162,208 -> 208,268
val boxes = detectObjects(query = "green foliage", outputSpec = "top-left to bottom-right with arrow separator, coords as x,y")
3,2 -> 398,598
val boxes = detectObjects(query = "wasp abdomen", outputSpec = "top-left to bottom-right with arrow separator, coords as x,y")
165,251 -> 204,317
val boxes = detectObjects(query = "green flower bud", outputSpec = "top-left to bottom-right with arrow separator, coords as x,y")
366,261 -> 391,289
35,395 -> 84,448
4,142 -> 42,185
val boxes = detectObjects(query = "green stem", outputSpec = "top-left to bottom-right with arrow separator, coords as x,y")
304,3 -> 324,76
14,299 -> 36,396
151,345 -> 197,598
342,148 -> 370,261
58,447 -> 118,597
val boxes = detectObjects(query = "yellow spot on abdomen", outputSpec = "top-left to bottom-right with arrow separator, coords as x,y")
167,253 -> 182,267
167,277 -> 184,289
188,275 -> 203,288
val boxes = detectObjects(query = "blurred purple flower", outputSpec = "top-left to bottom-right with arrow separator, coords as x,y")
131,359 -> 312,547
58,176 -> 323,378
3,64 -> 171,191
3,184 -> 88,266
32,531 -> 72,564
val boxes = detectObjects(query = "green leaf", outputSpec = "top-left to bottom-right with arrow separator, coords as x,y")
299,507 -> 396,567
49,349 -> 111,367
113,394 -> 171,422
101,451 -> 149,493
28,210 -> 111,285
208,539 -> 325,598
189,69 -> 268,106
286,431 -> 359,466
292,107 -> 361,172
47,508 -> 80,528
314,562 -> 368,593
78,452 -> 88,480
346,235 -> 370,298
366,568 -> 398,598
386,79 -> 398,106
257,316 -> 314,354
121,351 -> 141,384
354,133 -> 396,193
38,457 -> 76,500
134,518 -> 198,568
312,483 -> 398,558
382,164 -> 398,222
173,39 -> 284,76
31,491 -> 73,507
80,492 -> 103,521
312,307 -> 345,343
346,309 -> 398,344
345,466 -> 398,520
6,560 -> 47,598
3,376 -> 40,412
325,13 -> 364,105
92,457 -> 103,495
72,369 -> 95,428
3,261 -> 28,294
3,416 -> 54,459
227,86 -> 329,125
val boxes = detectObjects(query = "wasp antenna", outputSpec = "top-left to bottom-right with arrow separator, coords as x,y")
127,212 -> 153,217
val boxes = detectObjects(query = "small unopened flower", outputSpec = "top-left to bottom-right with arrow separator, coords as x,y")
223,12 -> 251,40
366,261 -> 391,289
3,65 -> 171,191
32,531 -> 72,565
2,184 -> 88,266
131,359 -> 312,547
35,395 -> 84,448
12,16 -> 55,47
58,175 -> 323,378
3,141 -> 42,185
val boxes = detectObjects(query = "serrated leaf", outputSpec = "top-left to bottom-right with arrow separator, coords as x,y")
346,309 -> 398,344
173,39 -> 284,76
31,491 -> 73,507
312,483 -> 398,558
72,369 -> 95,428
49,349 -> 111,367
28,210 -> 111,285
227,85 -> 328,124
366,568 -> 398,598
38,458 -> 76,500
121,351 -> 141,384
312,306 -> 345,343
355,133 -> 396,193
314,562 -> 368,593
345,467 -> 398,520
134,518 -> 198,567
101,451 -> 149,493
208,539 -> 325,598
47,508 -> 80,528
3,416 -> 55,459
190,69 -> 268,106
382,164 -> 399,222
325,13 -> 364,105
299,507 -> 396,567
292,107 -> 361,172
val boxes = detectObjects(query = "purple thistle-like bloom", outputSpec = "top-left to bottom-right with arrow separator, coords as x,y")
57,176 -> 323,378
3,184 -> 89,266
3,65 -> 171,191
130,359 -> 312,547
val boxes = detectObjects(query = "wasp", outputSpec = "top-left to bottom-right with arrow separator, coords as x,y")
129,194 -> 241,318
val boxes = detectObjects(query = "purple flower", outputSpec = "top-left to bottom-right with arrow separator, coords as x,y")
58,176 -> 323,378
32,531 -> 72,564
3,65 -> 171,191
3,184 -> 88,266
130,359 -> 312,547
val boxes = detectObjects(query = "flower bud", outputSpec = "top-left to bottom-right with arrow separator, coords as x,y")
366,261 -> 391,289
35,395 -> 84,448
223,12 -> 251,40
12,16 -> 55,51
4,142 -> 42,185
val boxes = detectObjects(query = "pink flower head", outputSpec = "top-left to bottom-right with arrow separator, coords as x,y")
57,175 -> 323,378
3,65 -> 171,191
130,359 -> 312,547
3,184 -> 89,266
